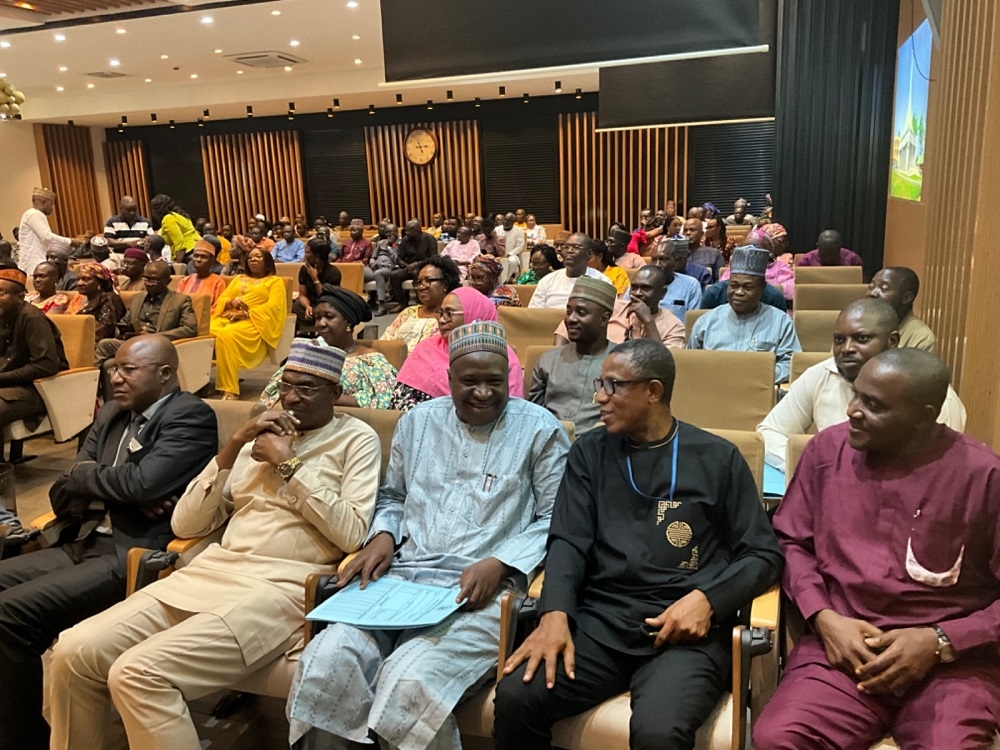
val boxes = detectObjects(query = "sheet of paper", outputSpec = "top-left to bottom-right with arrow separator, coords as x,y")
763,463 -> 786,497
306,577 -> 463,630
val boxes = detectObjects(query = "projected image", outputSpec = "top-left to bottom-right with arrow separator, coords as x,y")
890,19 -> 932,201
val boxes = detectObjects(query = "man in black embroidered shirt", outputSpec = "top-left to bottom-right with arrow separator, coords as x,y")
494,338 -> 781,750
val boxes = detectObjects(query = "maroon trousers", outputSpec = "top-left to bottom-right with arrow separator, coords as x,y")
754,634 -> 1000,750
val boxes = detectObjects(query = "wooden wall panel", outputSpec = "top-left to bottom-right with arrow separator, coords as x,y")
364,120 -> 482,225
103,140 -> 150,218
558,112 -> 687,237
36,124 -> 103,236
200,131 -> 306,235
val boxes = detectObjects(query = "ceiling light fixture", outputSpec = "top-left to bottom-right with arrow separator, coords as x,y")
368,104 -> 375,115
169,119 -> 176,129
54,34 -> 65,42
197,117 -> 204,127
333,98 -> 340,109
284,65 -> 293,72
289,39 -> 300,47
0,42 -> 11,49
214,49 -> 222,54
575,87 -> 582,99
246,105 -> 253,118
327,107 -> 334,118
58,66 -> 67,72
109,59 -> 120,67
201,16 -> 213,24
116,28 -> 126,34
354,58 -> 362,65
271,9 -> 281,15
287,110 -> 294,120
352,34 -> 360,40
190,73 -> 198,79
236,70 -> 244,75
446,89 -> 453,101
67,119 -> 74,126
160,54 -> 168,59
151,113 -> 157,122
203,108 -> 211,118
346,1 -> 358,7
474,97 -> 481,107
498,85 -> 506,96
117,123 -> 124,133
87,83 -> 95,89
555,80 -> 562,92
55,86 -> 63,92
523,93 -> 529,103
144,78 -> 152,83
395,93 -> 402,104
426,99 -> 433,110
288,101 -> 295,112
121,115 -> 128,125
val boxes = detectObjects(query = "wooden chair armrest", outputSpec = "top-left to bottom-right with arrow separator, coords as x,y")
527,570 -> 544,600
167,537 -> 206,555
750,585 -> 780,630
495,591 -> 516,683
30,512 -> 56,530
337,551 -> 359,574
33,366 -> 99,382
126,547 -> 154,597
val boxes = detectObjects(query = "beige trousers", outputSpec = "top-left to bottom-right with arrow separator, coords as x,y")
48,590 -> 297,750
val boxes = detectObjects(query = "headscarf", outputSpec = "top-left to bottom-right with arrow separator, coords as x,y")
470,254 -> 503,281
395,287 -> 523,398
316,285 -> 372,328
762,222 -> 787,240
232,234 -> 255,254
702,202 -> 720,218
78,262 -> 114,291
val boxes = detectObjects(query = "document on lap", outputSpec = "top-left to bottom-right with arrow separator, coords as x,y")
763,464 -> 786,498
307,578 -> 464,629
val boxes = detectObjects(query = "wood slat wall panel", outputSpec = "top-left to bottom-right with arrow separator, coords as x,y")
365,120 -> 483,225
558,112 -> 687,237
103,140 -> 150,218
200,131 -> 306,235
38,124 -> 103,236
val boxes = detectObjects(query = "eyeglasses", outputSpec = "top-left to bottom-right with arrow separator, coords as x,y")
593,377 -> 654,396
277,381 -> 329,398
109,363 -> 168,377
563,243 -> 587,251
414,277 -> 445,287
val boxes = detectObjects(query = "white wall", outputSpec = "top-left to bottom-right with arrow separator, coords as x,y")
0,121 -> 42,241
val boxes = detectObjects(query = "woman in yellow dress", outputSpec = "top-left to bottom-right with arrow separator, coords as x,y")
210,247 -> 287,400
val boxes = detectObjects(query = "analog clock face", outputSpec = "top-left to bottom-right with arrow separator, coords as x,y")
405,128 -> 437,165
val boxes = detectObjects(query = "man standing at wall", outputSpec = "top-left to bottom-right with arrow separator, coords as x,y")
18,188 -> 75,275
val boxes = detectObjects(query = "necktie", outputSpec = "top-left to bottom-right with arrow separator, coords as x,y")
114,415 -> 146,467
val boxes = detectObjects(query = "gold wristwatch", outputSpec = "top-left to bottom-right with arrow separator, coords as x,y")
933,625 -> 956,663
276,456 -> 302,481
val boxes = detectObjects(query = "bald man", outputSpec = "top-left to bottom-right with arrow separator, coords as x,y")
104,195 -> 152,252
0,335 -> 217,750
867,266 -> 936,353
795,229 -> 864,270
757,299 -> 966,470
755,348 -> 1000,750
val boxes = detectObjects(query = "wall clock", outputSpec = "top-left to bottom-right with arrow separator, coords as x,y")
404,128 -> 438,166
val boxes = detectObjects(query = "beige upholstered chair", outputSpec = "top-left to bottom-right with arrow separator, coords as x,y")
792,309 -> 839,352
788,352 -> 830,384
793,265 -> 864,284
497,307 -> 565,355
793,284 -> 869,311
670,350 -> 776,431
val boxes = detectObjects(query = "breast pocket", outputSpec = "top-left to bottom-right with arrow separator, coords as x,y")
470,472 -> 522,529
905,515 -> 967,588
749,339 -> 776,352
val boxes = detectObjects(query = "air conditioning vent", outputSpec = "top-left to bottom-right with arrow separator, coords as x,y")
87,71 -> 130,79
227,51 -> 306,69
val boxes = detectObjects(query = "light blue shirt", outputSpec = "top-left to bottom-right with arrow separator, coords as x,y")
273,238 -> 306,262
687,303 -> 801,383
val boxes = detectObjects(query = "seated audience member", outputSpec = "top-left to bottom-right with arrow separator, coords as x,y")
428,211 -> 444,238
369,223 -> 400,315
502,212 -> 527,278
248,223 -> 276,254
442,224 -> 482,278
177,240 -> 228,305
380,255 -> 460,354
117,247 -> 149,292
201,221 -> 231,263
47,247 -> 79,291
211,247 -> 287,400
340,218 -> 374,267
719,230 -> 795,304
608,226 -> 645,270
90,236 -> 120,273
390,287 -> 523,411
438,215 -> 460,244
526,214 -> 547,250
796,229 -> 864,269
514,207 -> 528,229
626,240 -> 702,322
0,335 -> 216,750
724,197 -> 756,226
556,266 -> 685,349
26,261 -> 70,313
103,195 -> 151,253
294,237 -> 342,332
95,260 -> 197,400
259,286 -> 395,412
704,216 -> 736,264
529,233 -> 614,309
187,234 -> 224,276
689,246 -> 801,383
66,262 -> 127,340
151,193 -> 200,262
701,279 -> 787,312
468,254 -> 521,307
518,244 -> 563,285
701,201 -> 720,220
475,215 -> 507,259
754,348 -> 1000,750
761,222 -> 792,265
287,321 -> 570,750
667,236 -> 712,288
684,218 -> 724,281
48,338 -> 381,750
336,210 -> 351,232
224,234 -> 253,276
145,234 -> 166,263
389,220 -> 438,313
274,223 -> 307,263
867,266 -> 937,353
757,299 -> 966,470
495,339 -> 781,750
530,276 -> 617,432
588,239 -> 630,296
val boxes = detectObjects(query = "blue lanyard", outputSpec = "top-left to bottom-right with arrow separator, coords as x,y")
625,428 -> 679,503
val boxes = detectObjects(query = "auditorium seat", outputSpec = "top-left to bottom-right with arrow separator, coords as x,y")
333,263 -> 366,296
685,309 -> 709,342
175,337 -> 216,394
367,339 -> 407,371
792,309 -> 838,352
670,350 -> 776,431
497,307 -> 564,354
521,344 -> 555,395
119,290 -> 212,336
793,284 -> 869,311
510,284 -> 537,307
793,265 -> 864,284
789,351 -> 830,384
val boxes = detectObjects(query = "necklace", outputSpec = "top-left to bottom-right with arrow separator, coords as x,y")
626,419 -> 679,451
625,419 -> 679,503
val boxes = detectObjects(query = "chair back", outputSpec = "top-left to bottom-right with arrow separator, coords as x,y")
786,433 -> 812,477
727,224 -> 752,244
793,283 -> 869,311
120,289 -> 140,310
510,284 -> 537,307
367,339 -> 407,371
497,307 -> 564,355
168,275 -> 181,292
187,292 -> 212,336
670,350 -> 776,431
274,262 -> 302,282
338,407 -> 402,481
48,313 -> 96,368
793,310 -> 839,352
793,265 -> 863,284
522,344 -> 556,395
205,399 -> 255,450
279,276 -> 294,312
707,429 -> 765,496
333,263 -> 365,295
789,351 -> 830,384
684,308 -> 710,341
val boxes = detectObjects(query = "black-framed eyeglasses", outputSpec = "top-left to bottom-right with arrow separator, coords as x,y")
563,243 -> 587,251
414,277 -> 445,287
593,377 -> 654,396
109,363 -> 168,377
277,381 -> 329,398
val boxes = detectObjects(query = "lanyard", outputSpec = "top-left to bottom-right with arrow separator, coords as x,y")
625,430 -> 679,503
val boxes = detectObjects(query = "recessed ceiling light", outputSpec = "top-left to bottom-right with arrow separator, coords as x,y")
214,49 -> 222,54
109,59 -> 120,67
271,9 -> 281,14
354,58 -> 362,65
55,86 -> 63,92
160,54 -> 168,59
87,83 -> 95,88
190,73 -> 198,79
54,34 -> 65,42
144,78 -> 152,83
284,66 -> 293,72
236,69 -> 244,75
58,66 -> 67,72
352,34 -> 360,40
289,39 -> 300,47
116,28 -> 126,34
201,16 -> 213,24
0,42 -> 10,49
346,1 -> 358,7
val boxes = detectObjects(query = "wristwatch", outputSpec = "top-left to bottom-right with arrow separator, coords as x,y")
933,625 -> 956,663
276,456 -> 302,481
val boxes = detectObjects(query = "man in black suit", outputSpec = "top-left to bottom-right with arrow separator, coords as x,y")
0,334 -> 217,750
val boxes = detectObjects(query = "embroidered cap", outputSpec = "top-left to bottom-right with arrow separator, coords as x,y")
729,246 -> 770,277
0,265 -> 26,289
32,187 -> 56,201
123,247 -> 148,261
569,275 -> 616,312
448,321 -> 508,362
284,337 -> 346,383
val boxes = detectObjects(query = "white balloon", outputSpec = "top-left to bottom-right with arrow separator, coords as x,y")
9,103 -> 20,115
0,103 -> 10,115
12,91 -> 24,104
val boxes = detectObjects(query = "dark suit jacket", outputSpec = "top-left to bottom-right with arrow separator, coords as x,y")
48,389 -> 218,549
122,290 -> 198,340
0,303 -> 68,401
